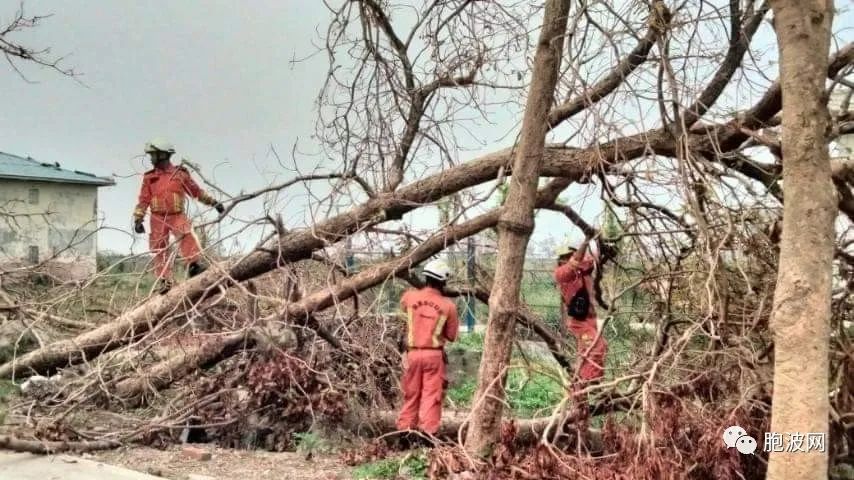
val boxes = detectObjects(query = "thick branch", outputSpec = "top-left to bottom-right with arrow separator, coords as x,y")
547,2 -> 668,127
113,332 -> 249,401
681,2 -> 768,127
739,43 -> 854,129
0,435 -> 120,454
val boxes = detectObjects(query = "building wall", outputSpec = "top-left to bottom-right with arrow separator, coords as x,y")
0,180 -> 99,280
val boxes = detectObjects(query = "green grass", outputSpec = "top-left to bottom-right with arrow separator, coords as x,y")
447,377 -> 478,406
352,452 -> 428,479
446,331 -> 567,418
505,369 -> 564,417
0,379 -> 18,425
448,332 -> 484,353
519,272 -> 560,309
293,431 -> 335,455
471,274 -> 564,330
446,364 -> 564,418
20,273 -> 158,325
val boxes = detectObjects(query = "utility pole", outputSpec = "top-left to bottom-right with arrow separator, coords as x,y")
465,237 -> 476,333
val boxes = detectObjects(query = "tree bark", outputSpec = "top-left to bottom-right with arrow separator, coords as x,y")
766,1 -> 835,479
0,435 -> 120,454
369,411 -> 598,446
113,331 -> 249,402
464,0 -> 571,456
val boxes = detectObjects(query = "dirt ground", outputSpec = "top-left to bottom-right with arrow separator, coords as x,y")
94,445 -> 351,480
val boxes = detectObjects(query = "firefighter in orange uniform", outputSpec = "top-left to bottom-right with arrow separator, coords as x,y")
396,259 -> 459,437
554,240 -> 607,397
133,139 -> 224,294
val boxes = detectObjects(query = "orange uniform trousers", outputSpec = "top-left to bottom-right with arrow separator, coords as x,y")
149,213 -> 202,280
396,349 -> 446,435
566,316 -> 607,382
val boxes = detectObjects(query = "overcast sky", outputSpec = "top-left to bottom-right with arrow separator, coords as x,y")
2,1 -> 349,255
2,2 -> 850,260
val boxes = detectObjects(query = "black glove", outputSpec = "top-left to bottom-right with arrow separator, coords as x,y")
133,219 -> 145,234
598,240 -> 619,262
214,202 -> 225,214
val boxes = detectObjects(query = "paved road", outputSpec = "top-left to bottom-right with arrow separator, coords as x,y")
0,451 -> 161,480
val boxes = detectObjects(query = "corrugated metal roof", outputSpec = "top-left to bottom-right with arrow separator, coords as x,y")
0,151 -> 115,186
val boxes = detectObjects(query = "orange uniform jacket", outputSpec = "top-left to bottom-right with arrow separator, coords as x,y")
554,254 -> 597,318
133,165 -> 216,219
400,287 -> 460,349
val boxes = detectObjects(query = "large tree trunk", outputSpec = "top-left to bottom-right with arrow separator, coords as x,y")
113,331 -> 249,402
464,0 -> 571,456
766,1 -> 835,479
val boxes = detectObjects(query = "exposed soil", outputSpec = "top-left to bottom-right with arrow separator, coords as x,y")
94,445 -> 350,480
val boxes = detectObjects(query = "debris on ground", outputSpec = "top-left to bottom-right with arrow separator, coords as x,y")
94,445 -> 350,480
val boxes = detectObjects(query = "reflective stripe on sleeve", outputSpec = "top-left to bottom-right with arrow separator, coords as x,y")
432,314 -> 447,348
406,307 -> 415,348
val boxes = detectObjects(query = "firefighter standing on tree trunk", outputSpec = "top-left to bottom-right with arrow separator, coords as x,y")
133,139 -> 225,294
554,238 -> 607,409
396,259 -> 459,439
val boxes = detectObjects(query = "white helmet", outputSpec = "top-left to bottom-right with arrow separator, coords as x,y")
554,243 -> 577,258
144,138 -> 176,154
423,259 -> 451,282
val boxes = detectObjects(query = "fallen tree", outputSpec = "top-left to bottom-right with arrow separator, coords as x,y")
3,101 -> 843,380
112,331 -> 251,402
108,178 -> 576,401
3,4 -> 854,476
1,15 -> 848,378
368,411 -> 600,447
0,3 -> 750,378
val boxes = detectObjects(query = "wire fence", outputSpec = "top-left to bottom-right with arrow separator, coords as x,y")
348,248 -> 565,335
97,242 -> 568,335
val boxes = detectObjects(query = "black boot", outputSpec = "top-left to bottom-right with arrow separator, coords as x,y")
395,431 -> 417,450
156,278 -> 173,295
187,262 -> 207,278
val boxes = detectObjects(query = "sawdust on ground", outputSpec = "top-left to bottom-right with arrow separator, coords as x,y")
94,445 -> 350,480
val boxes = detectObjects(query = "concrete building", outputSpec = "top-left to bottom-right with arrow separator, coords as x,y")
0,151 -> 114,281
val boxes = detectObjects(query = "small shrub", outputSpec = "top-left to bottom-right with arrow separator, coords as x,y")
445,366 -> 564,417
506,369 -> 563,417
352,452 -> 428,479
446,378 -> 477,407
449,332 -> 484,352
